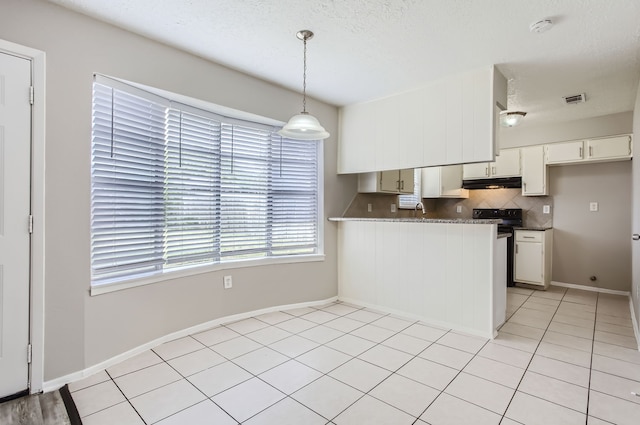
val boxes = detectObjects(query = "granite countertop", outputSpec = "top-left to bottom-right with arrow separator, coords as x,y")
514,226 -> 553,231
497,232 -> 512,239
328,217 -> 502,224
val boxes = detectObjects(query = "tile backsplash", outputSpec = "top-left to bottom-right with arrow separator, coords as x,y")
343,189 -> 553,228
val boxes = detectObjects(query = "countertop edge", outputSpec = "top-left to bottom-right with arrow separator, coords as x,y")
328,217 -> 502,224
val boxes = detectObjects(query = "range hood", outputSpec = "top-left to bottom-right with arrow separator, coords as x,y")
462,176 -> 522,190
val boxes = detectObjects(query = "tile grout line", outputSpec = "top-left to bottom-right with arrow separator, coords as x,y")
583,292 -> 600,424
498,287 -> 577,423
74,296 -> 639,424
105,368 -> 149,425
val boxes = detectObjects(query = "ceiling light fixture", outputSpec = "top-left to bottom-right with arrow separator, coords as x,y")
529,19 -> 553,34
278,30 -> 330,141
500,111 -> 527,127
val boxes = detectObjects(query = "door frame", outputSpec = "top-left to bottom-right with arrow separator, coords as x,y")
0,39 -> 46,394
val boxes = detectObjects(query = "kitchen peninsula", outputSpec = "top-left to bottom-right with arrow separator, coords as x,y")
330,217 -> 507,339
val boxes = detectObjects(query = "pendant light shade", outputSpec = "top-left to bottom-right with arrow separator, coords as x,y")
500,111 -> 527,127
279,112 -> 330,140
278,30 -> 330,141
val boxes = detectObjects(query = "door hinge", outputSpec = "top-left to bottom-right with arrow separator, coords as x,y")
28,215 -> 33,234
27,344 -> 32,364
29,86 -> 34,105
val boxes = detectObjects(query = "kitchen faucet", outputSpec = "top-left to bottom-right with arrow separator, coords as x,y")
415,202 -> 426,217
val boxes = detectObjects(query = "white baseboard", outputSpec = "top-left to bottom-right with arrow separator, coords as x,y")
42,296 -> 338,393
551,281 -> 631,296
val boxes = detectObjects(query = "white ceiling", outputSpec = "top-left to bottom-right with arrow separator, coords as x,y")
47,0 -> 640,127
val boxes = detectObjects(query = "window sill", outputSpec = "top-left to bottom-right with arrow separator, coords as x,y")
90,254 -> 326,296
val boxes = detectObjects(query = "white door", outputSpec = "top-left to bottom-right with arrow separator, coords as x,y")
0,52 -> 31,398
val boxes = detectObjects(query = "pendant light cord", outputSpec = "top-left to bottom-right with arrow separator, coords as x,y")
302,35 -> 307,113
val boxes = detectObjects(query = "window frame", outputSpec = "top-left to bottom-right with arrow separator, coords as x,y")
90,75 -> 325,296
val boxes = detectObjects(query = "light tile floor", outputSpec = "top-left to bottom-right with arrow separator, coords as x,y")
70,286 -> 640,425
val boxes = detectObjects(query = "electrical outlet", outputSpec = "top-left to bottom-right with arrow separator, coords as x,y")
590,202 -> 599,212
543,205 -> 550,214
367,203 -> 372,213
456,205 -> 462,213
390,204 -> 397,213
223,275 -> 233,289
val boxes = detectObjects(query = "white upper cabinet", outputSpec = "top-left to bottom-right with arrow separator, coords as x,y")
521,145 -> 548,196
545,135 -> 632,165
545,140 -> 584,164
421,165 -> 469,198
493,148 -> 521,177
463,162 -> 491,179
338,65 -> 507,174
463,148 -> 521,179
358,169 -> 415,194
586,135 -> 632,161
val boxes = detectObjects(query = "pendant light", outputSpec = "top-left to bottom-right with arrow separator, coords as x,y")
278,30 -> 330,141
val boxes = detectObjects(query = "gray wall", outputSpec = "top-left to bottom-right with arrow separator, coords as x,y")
500,111 -> 633,149
1,0 -> 356,381
550,161 -> 632,292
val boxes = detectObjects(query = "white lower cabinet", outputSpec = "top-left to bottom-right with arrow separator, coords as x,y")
514,229 -> 553,289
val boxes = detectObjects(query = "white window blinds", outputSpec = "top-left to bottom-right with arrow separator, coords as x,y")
91,76 -> 321,285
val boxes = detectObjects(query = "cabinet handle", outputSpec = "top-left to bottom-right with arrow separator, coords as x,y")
400,180 -> 405,190
579,146 -> 583,158
515,244 -> 518,254
523,236 -> 535,239
589,146 -> 593,157
396,180 -> 401,191
523,182 -> 527,192
485,166 -> 489,177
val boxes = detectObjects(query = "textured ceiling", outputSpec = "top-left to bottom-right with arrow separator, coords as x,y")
47,0 -> 640,127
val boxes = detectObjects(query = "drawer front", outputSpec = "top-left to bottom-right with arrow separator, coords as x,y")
515,230 -> 543,242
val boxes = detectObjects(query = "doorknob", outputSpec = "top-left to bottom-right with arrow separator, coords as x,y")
633,234 -> 640,241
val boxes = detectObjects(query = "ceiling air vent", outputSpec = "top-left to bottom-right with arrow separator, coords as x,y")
563,93 -> 586,105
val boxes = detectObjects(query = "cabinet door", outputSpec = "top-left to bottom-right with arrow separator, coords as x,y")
545,141 -> 584,164
587,135 -> 632,161
492,148 -> 521,177
379,170 -> 400,192
398,168 -> 415,194
521,145 -> 547,196
515,241 -> 543,285
463,162 -> 490,179
338,102 -> 376,173
440,165 -> 468,197
420,167 -> 441,198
